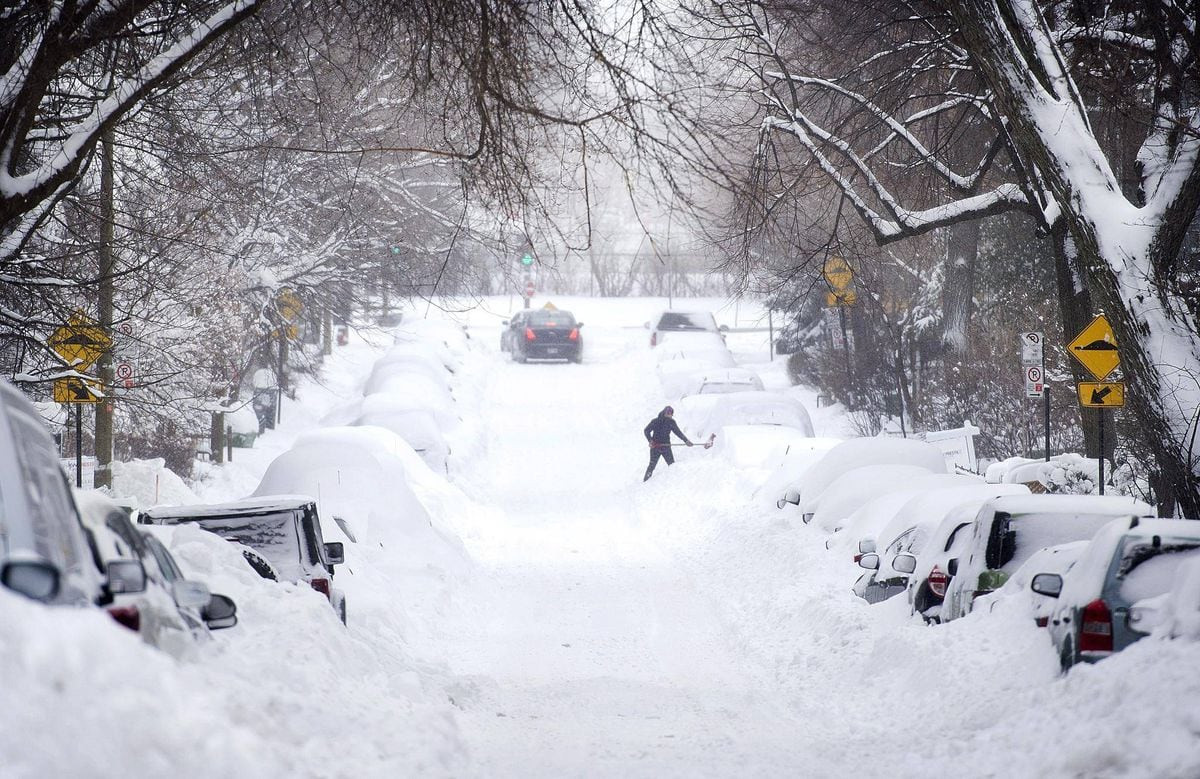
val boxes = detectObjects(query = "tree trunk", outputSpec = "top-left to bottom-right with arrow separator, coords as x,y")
94,128 -> 116,489
1049,221 -> 1108,461
942,220 -> 979,354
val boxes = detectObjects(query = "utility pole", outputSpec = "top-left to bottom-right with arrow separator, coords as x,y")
94,127 -> 116,489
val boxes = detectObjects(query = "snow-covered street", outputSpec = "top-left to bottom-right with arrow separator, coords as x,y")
4,298 -> 1200,778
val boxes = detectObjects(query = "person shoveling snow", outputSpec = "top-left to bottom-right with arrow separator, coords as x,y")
642,405 -> 713,481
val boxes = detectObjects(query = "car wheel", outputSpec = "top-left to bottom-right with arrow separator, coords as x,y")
570,351 -> 582,364
338,598 -> 347,626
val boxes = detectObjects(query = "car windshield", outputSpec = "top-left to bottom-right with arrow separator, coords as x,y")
190,512 -> 307,579
658,312 -> 714,331
527,311 -> 574,326
1117,542 -> 1200,603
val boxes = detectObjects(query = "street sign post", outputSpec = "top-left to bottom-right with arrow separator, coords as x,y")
1067,314 -> 1122,495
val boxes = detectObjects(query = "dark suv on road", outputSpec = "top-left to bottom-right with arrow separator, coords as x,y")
509,308 -> 583,363
141,495 -> 347,624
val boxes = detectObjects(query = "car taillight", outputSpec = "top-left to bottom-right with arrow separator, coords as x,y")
1079,598 -> 1113,652
108,605 -> 140,632
1035,616 -> 1049,628
525,328 -> 536,341
853,553 -> 862,563
310,578 -> 332,601
568,328 -> 579,341
928,567 -> 950,598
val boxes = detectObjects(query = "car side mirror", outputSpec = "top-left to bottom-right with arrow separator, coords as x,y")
1,560 -> 60,602
106,560 -> 146,594
1030,573 -> 1063,598
801,512 -> 815,524
172,579 -> 211,610
782,489 -> 801,506
858,539 -> 876,555
501,320 -> 509,326
947,558 -> 959,577
858,553 -> 880,571
719,324 -> 729,332
203,593 -> 238,630
324,542 -> 345,565
893,553 -> 917,574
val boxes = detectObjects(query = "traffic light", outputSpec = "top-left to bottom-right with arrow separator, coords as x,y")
389,245 -> 402,255
520,253 -> 534,266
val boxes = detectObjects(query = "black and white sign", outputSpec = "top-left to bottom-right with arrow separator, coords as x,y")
1025,365 -> 1044,397
1020,331 -> 1044,366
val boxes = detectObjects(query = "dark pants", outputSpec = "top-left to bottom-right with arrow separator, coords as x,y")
644,444 -> 674,481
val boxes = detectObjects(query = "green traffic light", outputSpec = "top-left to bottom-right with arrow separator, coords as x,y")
390,245 -> 402,255
521,253 -> 534,266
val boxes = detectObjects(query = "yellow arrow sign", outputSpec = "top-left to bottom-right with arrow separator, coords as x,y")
1067,314 -> 1120,380
825,289 -> 857,307
1077,381 -> 1124,408
48,312 -> 111,371
53,377 -> 103,404
823,257 -> 853,291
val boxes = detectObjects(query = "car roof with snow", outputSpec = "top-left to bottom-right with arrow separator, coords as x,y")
980,493 -> 1154,517
143,495 -> 317,520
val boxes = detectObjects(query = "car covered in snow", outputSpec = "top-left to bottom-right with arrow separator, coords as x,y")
1032,517 -> 1200,670
76,491 -> 236,655
811,468 -> 980,535
646,310 -> 724,348
510,308 -> 583,363
853,484 -> 1021,605
981,540 -> 1088,628
773,436 -> 949,520
694,368 -> 765,396
353,396 -> 450,473
939,494 -> 1155,623
0,379 -> 106,607
141,495 -> 346,624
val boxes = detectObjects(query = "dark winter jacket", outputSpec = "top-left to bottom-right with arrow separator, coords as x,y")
644,411 -> 690,447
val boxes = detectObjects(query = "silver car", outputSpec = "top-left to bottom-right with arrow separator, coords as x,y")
1033,517 -> 1200,671
0,380 -> 106,605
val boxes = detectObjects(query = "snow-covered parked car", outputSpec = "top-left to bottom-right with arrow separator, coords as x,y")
362,364 -> 458,430
810,468 -> 980,535
0,378 -> 107,607
853,484 -> 1021,605
646,310 -> 724,348
691,368 -> 765,396
772,436 -> 949,520
653,331 -> 734,367
77,491 -> 236,655
1032,517 -> 1200,670
354,396 -> 450,473
141,496 -> 347,625
393,319 -> 470,372
940,494 -> 1155,623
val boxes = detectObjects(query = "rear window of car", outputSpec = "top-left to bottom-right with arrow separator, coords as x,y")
526,311 -> 575,326
990,512 -> 1116,572
657,312 -> 715,331
190,512 -> 307,579
1116,542 -> 1200,602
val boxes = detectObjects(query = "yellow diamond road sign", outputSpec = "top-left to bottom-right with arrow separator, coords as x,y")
1067,314 -> 1120,381
1077,381 -> 1125,408
823,257 -> 853,291
48,312 -> 111,370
